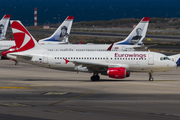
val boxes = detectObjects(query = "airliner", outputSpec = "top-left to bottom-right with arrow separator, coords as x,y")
2,20 -> 176,81
39,17 -> 150,51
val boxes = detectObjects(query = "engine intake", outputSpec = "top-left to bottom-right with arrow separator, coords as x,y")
107,67 -> 130,79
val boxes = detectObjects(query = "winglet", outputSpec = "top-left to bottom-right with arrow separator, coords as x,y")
64,59 -> 70,64
107,43 -> 114,51
79,41 -> 82,44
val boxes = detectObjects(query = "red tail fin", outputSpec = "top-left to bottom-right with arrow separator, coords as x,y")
11,21 -> 35,52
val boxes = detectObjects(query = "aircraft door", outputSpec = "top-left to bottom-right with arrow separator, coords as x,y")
148,54 -> 154,65
43,53 -> 49,64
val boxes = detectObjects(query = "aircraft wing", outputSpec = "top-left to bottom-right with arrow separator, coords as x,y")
66,59 -> 129,72
71,61 -> 108,72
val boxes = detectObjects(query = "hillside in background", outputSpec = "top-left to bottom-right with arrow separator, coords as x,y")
72,18 -> 180,29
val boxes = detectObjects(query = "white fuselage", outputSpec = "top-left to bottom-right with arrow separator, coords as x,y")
7,50 -> 176,74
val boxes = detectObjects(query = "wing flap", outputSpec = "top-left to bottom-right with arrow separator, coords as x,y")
68,60 -> 129,72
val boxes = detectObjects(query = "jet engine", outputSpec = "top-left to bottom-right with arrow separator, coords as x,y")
107,67 -> 130,79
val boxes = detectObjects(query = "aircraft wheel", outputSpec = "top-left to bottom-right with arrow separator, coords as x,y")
1,56 -> 8,60
91,75 -> 100,81
95,75 -> 100,81
149,77 -> 154,81
15,62 -> 19,65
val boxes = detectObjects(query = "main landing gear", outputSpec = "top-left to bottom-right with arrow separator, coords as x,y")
15,61 -> 19,65
149,71 -> 154,81
91,74 -> 100,81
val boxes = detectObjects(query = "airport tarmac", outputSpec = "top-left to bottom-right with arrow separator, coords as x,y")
0,60 -> 180,120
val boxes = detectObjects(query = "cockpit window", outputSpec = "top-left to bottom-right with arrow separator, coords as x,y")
160,57 -> 170,60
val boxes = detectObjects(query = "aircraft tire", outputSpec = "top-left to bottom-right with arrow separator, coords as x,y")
149,77 -> 154,81
91,75 -> 100,81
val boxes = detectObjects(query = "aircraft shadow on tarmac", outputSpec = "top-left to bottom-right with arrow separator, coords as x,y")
25,79 -> 140,82
90,79 -> 136,82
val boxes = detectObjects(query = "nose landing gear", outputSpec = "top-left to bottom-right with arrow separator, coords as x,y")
149,71 -> 154,81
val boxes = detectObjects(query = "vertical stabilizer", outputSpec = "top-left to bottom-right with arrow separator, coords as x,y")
0,14 -> 11,40
38,16 -> 74,44
10,20 -> 42,52
115,17 -> 150,45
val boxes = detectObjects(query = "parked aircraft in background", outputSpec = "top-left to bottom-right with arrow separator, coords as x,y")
0,16 -> 74,56
2,20 -> 176,81
0,14 -> 11,40
39,17 -> 150,51
0,16 -> 149,58
0,14 -> 15,55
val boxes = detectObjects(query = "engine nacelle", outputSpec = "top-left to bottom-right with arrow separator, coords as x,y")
107,67 -> 130,79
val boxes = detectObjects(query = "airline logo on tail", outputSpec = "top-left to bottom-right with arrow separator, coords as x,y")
11,21 -> 35,52
0,14 -> 11,40
38,16 -> 74,44
115,17 -> 150,45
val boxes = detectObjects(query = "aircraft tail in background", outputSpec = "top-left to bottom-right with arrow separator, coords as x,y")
115,17 -> 150,45
38,16 -> 74,44
0,14 -> 11,40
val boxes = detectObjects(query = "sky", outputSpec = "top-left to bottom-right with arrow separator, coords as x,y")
0,0 -> 180,25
